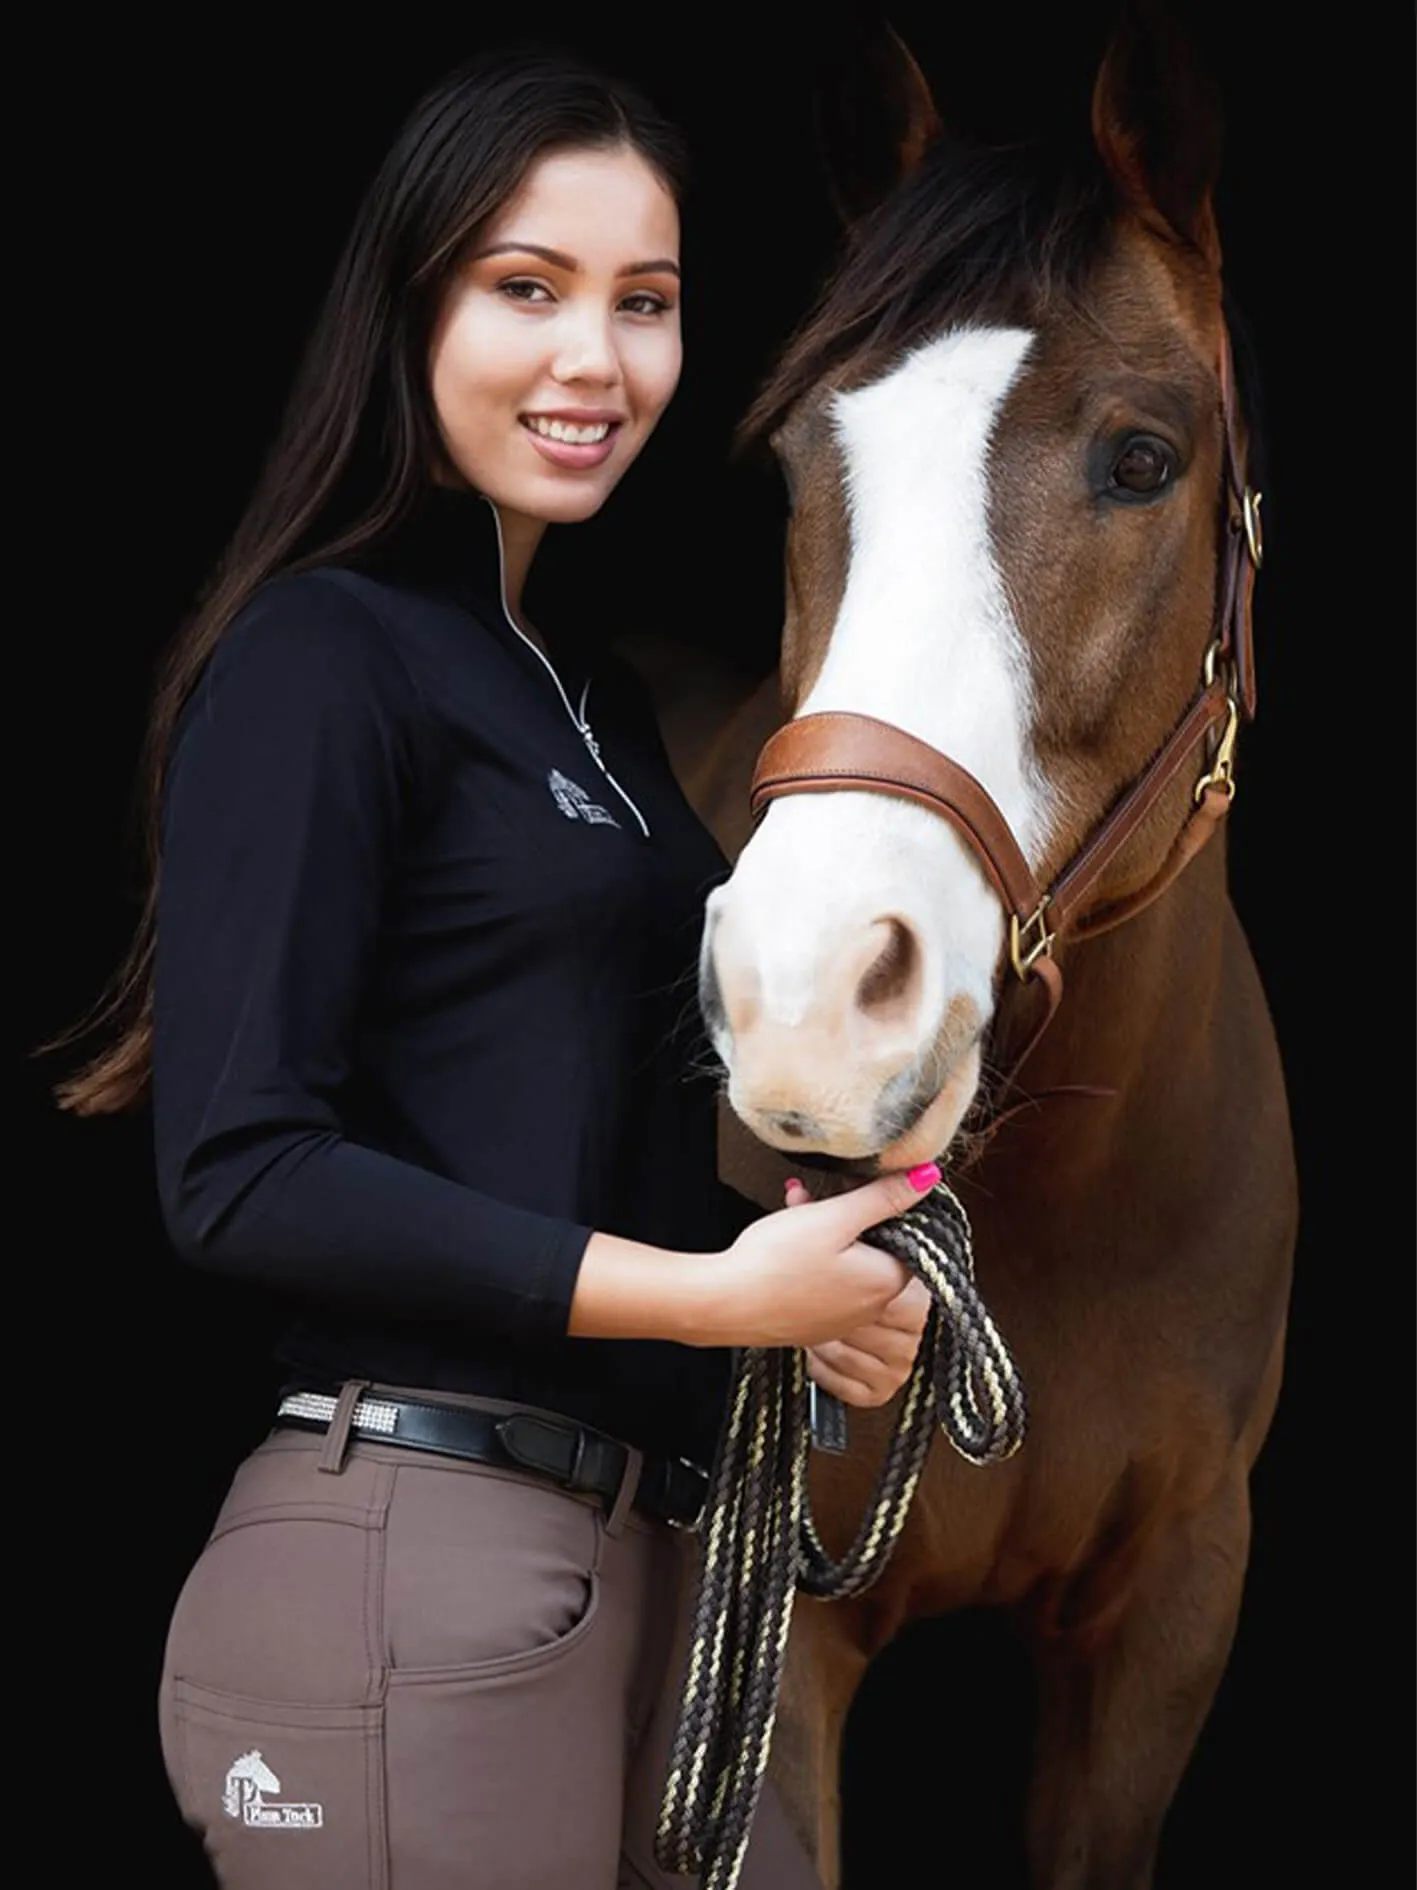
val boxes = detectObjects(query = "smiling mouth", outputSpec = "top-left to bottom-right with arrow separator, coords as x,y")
520,415 -> 620,445
517,413 -> 624,472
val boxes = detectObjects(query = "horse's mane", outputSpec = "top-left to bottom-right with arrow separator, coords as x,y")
740,135 -> 1265,481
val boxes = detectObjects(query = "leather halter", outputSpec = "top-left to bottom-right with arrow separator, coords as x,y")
749,326 -> 1262,1074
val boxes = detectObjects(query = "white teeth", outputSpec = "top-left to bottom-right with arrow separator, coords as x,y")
526,416 -> 612,444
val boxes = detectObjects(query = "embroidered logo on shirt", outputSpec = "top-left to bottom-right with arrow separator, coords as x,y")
223,1750 -> 324,1830
548,768 -> 620,827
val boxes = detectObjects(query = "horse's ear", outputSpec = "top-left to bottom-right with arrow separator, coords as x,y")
1090,0 -> 1223,266
812,21 -> 942,229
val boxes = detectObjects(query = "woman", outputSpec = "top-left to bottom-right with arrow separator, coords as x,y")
58,47 -> 933,1889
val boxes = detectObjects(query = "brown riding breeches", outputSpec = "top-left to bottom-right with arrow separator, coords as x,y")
158,1411 -> 821,1889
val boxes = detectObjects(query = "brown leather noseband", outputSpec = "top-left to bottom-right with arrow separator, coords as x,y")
749,328 -> 1262,1072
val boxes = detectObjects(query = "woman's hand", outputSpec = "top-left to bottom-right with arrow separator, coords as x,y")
783,1177 -> 932,1408
686,1164 -> 939,1354
569,1163 -> 938,1358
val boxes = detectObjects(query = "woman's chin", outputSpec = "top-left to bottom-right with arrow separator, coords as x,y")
539,485 -> 619,523
496,473 -> 622,526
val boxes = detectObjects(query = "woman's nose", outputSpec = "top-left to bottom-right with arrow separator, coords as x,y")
551,309 -> 621,387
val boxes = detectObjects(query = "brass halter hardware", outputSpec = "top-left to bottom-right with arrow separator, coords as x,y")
1194,697 -> 1240,804
1195,638 -> 1241,804
1009,899 -> 1056,982
1242,487 -> 1265,568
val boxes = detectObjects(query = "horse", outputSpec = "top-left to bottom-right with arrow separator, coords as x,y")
665,12 -> 1297,1886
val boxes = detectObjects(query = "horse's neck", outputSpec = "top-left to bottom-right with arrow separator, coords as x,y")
1036,837 -> 1230,1083
620,634 -> 781,859
977,834 -> 1243,1208
633,647 -> 782,860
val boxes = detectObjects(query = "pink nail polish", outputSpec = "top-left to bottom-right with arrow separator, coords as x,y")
906,1162 -> 941,1192
786,1178 -> 802,1190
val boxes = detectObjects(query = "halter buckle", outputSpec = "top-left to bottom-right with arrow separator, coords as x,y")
1009,900 -> 1056,981
1242,488 -> 1264,568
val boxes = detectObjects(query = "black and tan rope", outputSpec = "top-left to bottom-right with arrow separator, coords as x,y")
654,1177 -> 1025,1888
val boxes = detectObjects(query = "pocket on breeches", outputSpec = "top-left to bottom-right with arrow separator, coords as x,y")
166,1679 -> 385,1890
380,1457 -> 603,1673
380,1464 -> 624,1888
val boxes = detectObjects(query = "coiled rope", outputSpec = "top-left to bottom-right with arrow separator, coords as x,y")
654,1177 -> 1026,1888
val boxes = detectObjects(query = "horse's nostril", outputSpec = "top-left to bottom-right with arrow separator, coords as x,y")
856,918 -> 920,1021
765,1110 -> 819,1141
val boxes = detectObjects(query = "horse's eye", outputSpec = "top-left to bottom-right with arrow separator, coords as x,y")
1109,436 -> 1176,496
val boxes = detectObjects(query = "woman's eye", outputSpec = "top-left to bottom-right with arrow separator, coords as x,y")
499,278 -> 553,304
1108,435 -> 1177,496
619,292 -> 671,316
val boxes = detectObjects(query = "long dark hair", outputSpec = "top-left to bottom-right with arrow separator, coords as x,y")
52,46 -> 687,1116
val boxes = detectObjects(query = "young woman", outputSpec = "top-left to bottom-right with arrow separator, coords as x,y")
58,47 -> 933,1889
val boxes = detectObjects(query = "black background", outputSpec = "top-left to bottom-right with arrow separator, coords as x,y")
23,5 -> 1411,1886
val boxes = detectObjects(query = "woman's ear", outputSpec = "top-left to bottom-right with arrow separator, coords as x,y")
811,20 -> 942,231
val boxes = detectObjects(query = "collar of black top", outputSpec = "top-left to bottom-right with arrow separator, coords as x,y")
354,486 -> 504,617
276,1390 -> 708,1531
346,485 -> 602,696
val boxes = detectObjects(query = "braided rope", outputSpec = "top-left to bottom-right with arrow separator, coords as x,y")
655,1178 -> 1025,1887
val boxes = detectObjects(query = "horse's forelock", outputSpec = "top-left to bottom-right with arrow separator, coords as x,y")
740,139 -> 1123,452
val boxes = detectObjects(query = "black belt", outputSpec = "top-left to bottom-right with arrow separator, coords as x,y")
275,1389 -> 709,1532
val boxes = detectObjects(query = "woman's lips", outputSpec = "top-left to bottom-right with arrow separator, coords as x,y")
519,415 -> 622,471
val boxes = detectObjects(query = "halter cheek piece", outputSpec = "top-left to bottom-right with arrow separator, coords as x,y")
749,326 -> 1261,1076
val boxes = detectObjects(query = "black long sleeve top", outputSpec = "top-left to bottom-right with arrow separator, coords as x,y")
152,489 -> 738,1466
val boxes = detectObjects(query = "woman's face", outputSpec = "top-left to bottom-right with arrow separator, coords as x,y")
428,143 -> 682,526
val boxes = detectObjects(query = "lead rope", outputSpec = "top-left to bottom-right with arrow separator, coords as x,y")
654,1178 -> 1026,1888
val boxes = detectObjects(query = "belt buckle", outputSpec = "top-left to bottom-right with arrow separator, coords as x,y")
664,1457 -> 709,1533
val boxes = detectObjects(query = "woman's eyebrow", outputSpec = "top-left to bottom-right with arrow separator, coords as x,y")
473,241 -> 680,278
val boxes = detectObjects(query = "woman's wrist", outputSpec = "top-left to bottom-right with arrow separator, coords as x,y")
567,1231 -> 726,1345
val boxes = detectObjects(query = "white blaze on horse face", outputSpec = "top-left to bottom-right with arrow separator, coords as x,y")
708,326 -> 1052,1160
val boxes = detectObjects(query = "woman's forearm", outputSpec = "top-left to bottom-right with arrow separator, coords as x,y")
566,1232 -> 721,1345
569,1168 -> 933,1353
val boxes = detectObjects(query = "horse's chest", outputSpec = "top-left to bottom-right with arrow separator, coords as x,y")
878,1276 -> 1237,1616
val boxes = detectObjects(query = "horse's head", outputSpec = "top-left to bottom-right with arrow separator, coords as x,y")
703,12 -> 1253,1170
222,1748 -> 281,1819
230,1749 -> 281,1793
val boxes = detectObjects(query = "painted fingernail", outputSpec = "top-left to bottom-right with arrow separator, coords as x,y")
786,1178 -> 802,1190
906,1162 -> 941,1192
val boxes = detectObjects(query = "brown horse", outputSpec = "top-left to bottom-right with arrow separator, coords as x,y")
662,14 -> 1296,1887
